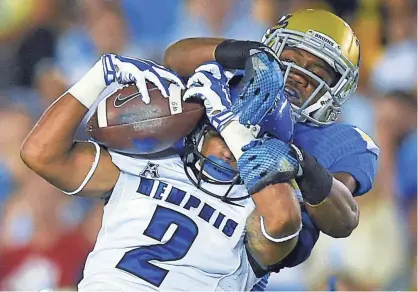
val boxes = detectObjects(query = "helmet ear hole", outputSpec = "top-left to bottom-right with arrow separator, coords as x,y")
186,151 -> 194,164
330,71 -> 342,87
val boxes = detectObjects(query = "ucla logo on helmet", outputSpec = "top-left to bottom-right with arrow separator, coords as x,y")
274,14 -> 292,29
262,14 -> 292,44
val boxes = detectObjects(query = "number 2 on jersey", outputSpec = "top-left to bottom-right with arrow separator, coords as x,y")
116,205 -> 199,287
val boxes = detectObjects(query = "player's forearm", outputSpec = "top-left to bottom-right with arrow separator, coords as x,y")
21,93 -> 89,167
293,146 -> 359,237
305,178 -> 359,238
246,183 -> 301,265
164,38 -> 225,76
21,60 -> 105,167
252,183 -> 301,236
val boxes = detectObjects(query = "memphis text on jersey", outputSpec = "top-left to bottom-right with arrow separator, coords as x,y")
136,176 -> 239,238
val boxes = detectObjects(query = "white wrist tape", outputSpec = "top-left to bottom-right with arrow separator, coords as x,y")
62,141 -> 101,195
220,120 -> 257,160
260,216 -> 302,243
67,60 -> 107,109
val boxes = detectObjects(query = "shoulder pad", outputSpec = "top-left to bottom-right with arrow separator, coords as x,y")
352,126 -> 379,156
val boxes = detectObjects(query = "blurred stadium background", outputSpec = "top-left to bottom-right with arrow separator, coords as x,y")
0,0 -> 416,290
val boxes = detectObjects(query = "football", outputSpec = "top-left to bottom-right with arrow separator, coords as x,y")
86,83 -> 204,154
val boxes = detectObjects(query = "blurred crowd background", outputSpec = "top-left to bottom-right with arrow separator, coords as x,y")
0,0 -> 416,290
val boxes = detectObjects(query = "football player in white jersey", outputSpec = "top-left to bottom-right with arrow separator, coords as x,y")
21,52 -> 304,290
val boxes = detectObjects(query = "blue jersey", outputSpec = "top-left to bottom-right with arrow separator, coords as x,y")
229,75 -> 379,196
229,77 -> 379,279
293,122 -> 379,196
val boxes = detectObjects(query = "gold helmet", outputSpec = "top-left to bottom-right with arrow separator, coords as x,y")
262,9 -> 361,125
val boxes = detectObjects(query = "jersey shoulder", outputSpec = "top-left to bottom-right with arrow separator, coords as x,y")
294,122 -> 379,164
294,123 -> 379,195
341,124 -> 379,156
107,150 -> 190,182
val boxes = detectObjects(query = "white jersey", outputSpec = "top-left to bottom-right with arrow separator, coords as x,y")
78,150 -> 261,291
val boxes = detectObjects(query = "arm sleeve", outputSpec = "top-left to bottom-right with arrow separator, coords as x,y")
321,126 -> 379,196
328,150 -> 378,196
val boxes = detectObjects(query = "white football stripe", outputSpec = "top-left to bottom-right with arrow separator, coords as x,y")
97,98 -> 108,128
168,84 -> 183,115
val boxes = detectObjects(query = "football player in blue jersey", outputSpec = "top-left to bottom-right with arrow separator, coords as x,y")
165,9 -> 379,277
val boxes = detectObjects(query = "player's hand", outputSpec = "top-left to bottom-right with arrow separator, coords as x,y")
183,62 -> 235,132
238,137 -> 302,195
101,53 -> 185,104
251,92 -> 295,143
232,49 -> 286,127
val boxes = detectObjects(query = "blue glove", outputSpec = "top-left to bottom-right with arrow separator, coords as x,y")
102,53 -> 185,104
183,62 -> 235,132
238,137 -> 301,195
231,49 -> 285,127
252,92 -> 295,143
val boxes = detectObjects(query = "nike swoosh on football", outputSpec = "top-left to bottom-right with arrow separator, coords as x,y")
113,87 -> 158,108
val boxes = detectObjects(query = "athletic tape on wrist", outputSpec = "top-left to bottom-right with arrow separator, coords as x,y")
214,39 -> 268,69
68,60 -> 107,109
220,120 -> 257,160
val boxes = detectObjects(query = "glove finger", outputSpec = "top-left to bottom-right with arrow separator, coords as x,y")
241,140 -> 263,152
116,55 -> 147,71
230,80 -> 256,114
195,62 -> 225,81
195,72 -> 218,87
154,67 -> 185,90
102,54 -> 118,85
133,72 -> 151,104
186,73 -> 226,110
241,100 -> 275,125
186,73 -> 203,88
186,72 -> 214,88
237,159 -> 253,178
183,87 -> 206,101
206,90 -> 227,112
116,71 -> 133,84
238,147 -> 261,170
266,140 -> 299,169
230,93 -> 248,113
231,88 -> 253,113
143,69 -> 170,98
209,84 -> 231,108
